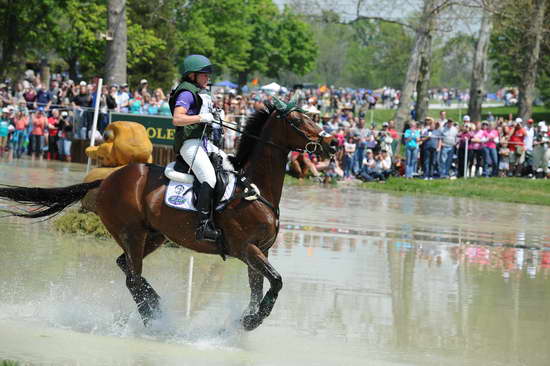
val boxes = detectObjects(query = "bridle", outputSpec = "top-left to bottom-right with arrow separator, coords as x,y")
283,113 -> 333,155
212,109 -> 334,156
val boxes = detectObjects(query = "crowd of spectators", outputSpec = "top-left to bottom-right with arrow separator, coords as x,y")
288,101 -> 550,182
0,69 -> 543,183
0,71 -> 179,161
399,112 -> 550,180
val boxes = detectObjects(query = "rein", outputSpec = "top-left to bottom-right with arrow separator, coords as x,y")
211,113 -> 329,155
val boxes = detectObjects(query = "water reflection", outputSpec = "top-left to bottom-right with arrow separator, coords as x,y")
1,163 -> 550,365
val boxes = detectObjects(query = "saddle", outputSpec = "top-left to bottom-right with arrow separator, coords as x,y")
163,153 -> 260,261
164,154 -> 235,211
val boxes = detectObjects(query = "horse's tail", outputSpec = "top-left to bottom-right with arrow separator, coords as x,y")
0,180 -> 103,219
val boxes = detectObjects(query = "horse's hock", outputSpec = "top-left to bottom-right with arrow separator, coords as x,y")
82,122 -> 153,212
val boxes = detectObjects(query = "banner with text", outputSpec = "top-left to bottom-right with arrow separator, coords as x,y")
110,112 -> 174,146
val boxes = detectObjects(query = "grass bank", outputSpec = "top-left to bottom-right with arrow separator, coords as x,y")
53,209 -> 111,239
1,361 -> 19,366
362,177 -> 550,206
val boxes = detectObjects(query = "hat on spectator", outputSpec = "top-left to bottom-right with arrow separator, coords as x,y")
37,106 -> 44,112
538,121 -> 546,128
140,79 -> 148,84
1,108 -> 8,113
61,111 -> 68,117
79,81 -> 87,86
527,118 -> 534,123
382,122 -> 389,127
463,115 -> 470,122
515,117 -> 523,124
121,83 -> 128,88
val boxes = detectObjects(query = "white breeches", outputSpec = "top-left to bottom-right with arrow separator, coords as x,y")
180,138 -> 224,188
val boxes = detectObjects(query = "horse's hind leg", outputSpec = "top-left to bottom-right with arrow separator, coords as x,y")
114,228 -> 166,325
242,244 -> 282,331
245,265 -> 264,316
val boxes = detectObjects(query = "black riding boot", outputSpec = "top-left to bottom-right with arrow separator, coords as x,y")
196,182 -> 220,242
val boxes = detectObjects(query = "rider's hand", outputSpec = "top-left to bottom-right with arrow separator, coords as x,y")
199,113 -> 214,124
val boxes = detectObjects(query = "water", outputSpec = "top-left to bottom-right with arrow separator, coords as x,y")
0,159 -> 549,365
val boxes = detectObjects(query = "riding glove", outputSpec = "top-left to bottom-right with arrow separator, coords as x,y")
199,113 -> 214,123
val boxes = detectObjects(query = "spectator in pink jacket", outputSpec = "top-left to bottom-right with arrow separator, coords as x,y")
482,121 -> 499,177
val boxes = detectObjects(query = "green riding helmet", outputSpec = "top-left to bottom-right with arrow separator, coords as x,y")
179,55 -> 213,77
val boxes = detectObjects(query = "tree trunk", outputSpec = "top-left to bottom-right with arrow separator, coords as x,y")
518,0 -> 547,121
105,0 -> 127,86
414,31 -> 433,123
237,71 -> 248,95
68,57 -> 78,82
39,58 -> 50,88
0,0 -> 18,80
393,0 -> 435,136
467,9 -> 493,122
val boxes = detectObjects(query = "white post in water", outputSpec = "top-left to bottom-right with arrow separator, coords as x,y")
186,256 -> 194,318
86,78 -> 103,173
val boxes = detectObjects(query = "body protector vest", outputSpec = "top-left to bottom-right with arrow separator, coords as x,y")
170,81 -> 214,153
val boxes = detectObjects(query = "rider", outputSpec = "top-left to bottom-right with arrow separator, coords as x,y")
169,54 -> 221,242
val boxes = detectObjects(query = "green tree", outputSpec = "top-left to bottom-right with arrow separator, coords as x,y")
176,0 -> 254,78
0,0 -> 64,79
49,0 -> 166,87
177,0 -> 317,88
434,34 -> 476,89
308,19 -> 352,86
126,0 -> 179,89
344,20 -> 413,89
489,0 -> 550,115
52,0 -> 106,81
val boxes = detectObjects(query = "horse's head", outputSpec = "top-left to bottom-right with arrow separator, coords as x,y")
272,97 -> 337,159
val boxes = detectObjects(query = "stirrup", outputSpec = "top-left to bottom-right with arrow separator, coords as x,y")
196,220 -> 220,242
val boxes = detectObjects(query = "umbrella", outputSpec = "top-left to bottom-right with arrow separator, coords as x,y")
214,80 -> 238,88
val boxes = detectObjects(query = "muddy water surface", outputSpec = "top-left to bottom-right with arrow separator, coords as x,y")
1,159 -> 550,366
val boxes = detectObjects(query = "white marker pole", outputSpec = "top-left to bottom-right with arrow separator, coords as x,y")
86,78 -> 103,173
186,256 -> 194,317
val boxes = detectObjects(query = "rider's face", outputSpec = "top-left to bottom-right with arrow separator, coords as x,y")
194,73 -> 210,88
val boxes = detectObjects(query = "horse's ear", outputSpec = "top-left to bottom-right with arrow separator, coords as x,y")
273,97 -> 287,113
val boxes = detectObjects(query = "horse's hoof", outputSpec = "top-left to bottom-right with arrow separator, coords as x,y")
138,302 -> 161,327
241,314 -> 262,331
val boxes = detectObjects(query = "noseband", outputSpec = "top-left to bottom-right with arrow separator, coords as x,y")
285,116 -> 331,154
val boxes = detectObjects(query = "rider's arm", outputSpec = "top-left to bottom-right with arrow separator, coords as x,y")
172,106 -> 201,126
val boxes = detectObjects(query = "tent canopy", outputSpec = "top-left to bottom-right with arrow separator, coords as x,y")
261,82 -> 281,91
214,80 -> 238,88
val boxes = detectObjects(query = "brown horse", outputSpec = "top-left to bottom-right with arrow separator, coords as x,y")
0,100 -> 336,331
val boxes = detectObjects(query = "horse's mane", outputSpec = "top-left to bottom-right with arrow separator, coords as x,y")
233,103 -> 276,170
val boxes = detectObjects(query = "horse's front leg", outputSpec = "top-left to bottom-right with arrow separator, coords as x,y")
242,244 -> 282,331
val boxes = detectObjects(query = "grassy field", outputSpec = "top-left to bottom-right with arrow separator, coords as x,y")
362,177 -> 550,206
365,105 -> 550,125
1,361 -> 19,366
